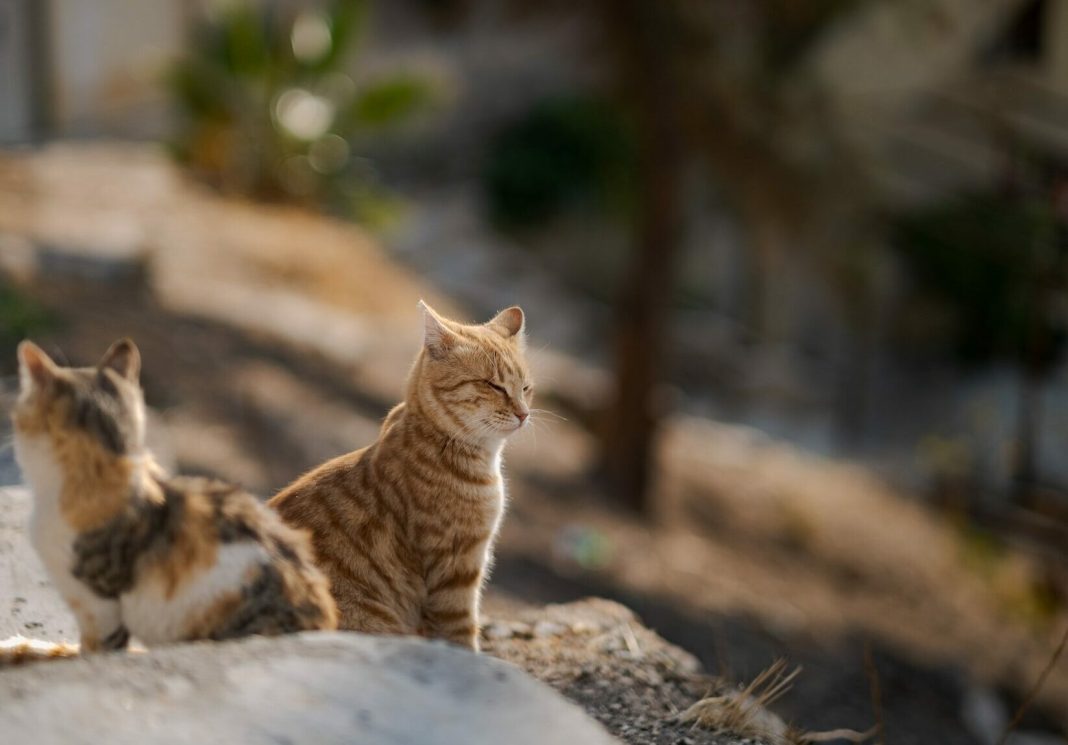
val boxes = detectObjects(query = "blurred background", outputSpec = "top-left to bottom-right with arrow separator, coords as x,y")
1,0 -> 1067,741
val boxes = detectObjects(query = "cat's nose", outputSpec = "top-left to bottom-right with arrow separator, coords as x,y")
515,410 -> 529,424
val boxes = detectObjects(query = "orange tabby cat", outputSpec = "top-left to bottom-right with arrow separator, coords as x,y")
9,339 -> 337,661
270,302 -> 532,650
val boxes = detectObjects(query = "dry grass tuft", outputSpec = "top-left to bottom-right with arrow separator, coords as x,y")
676,659 -> 797,743
677,659 -> 877,745
995,623 -> 1068,745
863,642 -> 886,745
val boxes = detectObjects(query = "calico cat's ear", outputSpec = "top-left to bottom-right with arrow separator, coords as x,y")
419,300 -> 458,359
99,338 -> 141,382
17,341 -> 57,389
487,306 -> 525,343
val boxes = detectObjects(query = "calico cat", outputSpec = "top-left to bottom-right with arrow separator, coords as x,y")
8,339 -> 337,658
270,302 -> 532,650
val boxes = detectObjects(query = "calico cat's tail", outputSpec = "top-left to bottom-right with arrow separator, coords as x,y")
0,635 -> 80,667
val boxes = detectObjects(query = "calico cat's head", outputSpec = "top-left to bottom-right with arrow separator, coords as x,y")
414,302 -> 533,444
13,339 -> 147,487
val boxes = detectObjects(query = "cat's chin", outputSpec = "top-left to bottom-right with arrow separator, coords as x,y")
495,419 -> 525,434
468,427 -> 516,447
496,424 -> 525,441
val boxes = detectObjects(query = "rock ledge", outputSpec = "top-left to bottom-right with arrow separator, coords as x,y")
0,631 -> 617,745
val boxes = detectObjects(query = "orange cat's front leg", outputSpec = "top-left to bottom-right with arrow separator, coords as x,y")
422,566 -> 483,651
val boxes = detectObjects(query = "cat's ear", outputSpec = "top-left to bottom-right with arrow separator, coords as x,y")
418,300 -> 458,359
18,341 -> 57,390
98,338 -> 141,382
488,306 -> 525,344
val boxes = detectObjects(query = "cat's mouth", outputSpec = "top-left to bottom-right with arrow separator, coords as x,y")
489,420 -> 523,435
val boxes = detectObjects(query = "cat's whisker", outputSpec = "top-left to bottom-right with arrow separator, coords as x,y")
526,419 -> 541,453
525,415 -> 560,443
515,415 -> 550,452
530,408 -> 567,422
531,417 -> 552,439
529,413 -> 552,430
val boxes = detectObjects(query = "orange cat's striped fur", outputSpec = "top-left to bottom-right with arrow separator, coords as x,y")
270,302 -> 532,650
9,339 -> 337,660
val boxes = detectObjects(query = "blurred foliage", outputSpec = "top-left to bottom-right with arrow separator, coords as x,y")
552,524 -> 614,571
483,97 -> 635,231
0,281 -> 55,370
958,523 -> 1061,624
168,0 -> 435,216
895,193 -> 1067,367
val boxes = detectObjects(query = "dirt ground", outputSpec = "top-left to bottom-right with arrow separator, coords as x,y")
483,596 -> 777,745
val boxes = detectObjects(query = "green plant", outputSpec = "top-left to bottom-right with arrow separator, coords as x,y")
168,0 -> 434,215
0,282 -> 55,372
894,193 -> 1065,365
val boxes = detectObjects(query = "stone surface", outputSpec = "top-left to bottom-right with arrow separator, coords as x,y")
482,599 -> 753,745
0,632 -> 618,745
0,487 -> 77,642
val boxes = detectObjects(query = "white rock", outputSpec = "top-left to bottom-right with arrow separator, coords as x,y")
532,620 -> 567,638
0,632 -> 619,745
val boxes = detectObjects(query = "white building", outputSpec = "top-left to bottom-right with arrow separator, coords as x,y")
0,0 -> 188,143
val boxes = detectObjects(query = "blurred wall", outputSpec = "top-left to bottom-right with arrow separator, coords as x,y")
0,0 -> 188,143
0,0 -> 38,143
48,0 -> 187,138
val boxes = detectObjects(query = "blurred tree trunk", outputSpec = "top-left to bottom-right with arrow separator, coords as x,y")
742,202 -> 793,344
1012,369 -> 1042,508
598,0 -> 684,514
1004,156 -> 1060,510
1010,230 -> 1056,509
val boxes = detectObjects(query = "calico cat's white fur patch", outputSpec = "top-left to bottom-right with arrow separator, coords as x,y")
121,542 -> 269,644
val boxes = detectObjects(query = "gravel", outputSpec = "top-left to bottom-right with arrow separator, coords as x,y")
483,598 -> 769,745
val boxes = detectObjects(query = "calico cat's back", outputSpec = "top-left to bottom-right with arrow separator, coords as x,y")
85,474 -> 337,644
